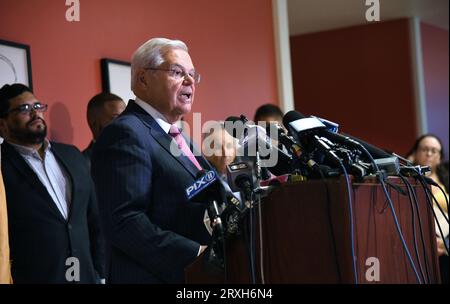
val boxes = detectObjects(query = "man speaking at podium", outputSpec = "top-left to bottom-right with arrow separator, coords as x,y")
92,38 -> 213,283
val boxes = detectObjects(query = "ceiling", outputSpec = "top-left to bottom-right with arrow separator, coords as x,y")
288,0 -> 449,36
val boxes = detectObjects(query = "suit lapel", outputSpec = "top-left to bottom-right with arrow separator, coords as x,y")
2,142 -> 67,222
128,101 -> 201,178
150,123 -> 200,178
189,136 -> 213,171
51,144 -> 76,221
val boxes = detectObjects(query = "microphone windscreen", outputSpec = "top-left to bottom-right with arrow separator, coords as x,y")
282,111 -> 307,130
340,133 -> 393,159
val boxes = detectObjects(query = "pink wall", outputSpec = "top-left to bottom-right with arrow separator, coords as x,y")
290,19 -> 418,156
421,22 -> 449,160
0,0 -> 278,149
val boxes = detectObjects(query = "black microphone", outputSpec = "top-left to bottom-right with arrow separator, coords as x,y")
225,116 -> 301,158
281,111 -> 344,167
226,161 -> 254,202
283,111 -> 393,160
185,170 -> 230,267
267,121 -> 303,159
224,115 -> 293,176
400,165 -> 432,178
185,170 -> 226,233
225,161 -> 257,235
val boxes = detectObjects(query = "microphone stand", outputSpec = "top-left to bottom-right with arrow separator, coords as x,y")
247,151 -> 261,284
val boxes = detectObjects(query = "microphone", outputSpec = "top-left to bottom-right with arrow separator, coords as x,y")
313,135 -> 345,167
267,121 -> 303,159
186,170 -> 221,200
311,115 -> 339,133
283,111 -> 393,160
225,115 -> 293,176
185,170 -> 225,233
226,161 -> 254,202
281,112 -> 344,167
225,161 -> 257,234
400,165 -> 431,177
185,170 -> 230,267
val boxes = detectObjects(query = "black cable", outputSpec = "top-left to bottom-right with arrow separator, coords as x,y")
242,207 -> 255,284
400,176 -> 425,282
418,176 -> 449,225
438,184 -> 449,213
408,177 -> 444,284
318,169 -> 343,282
355,144 -> 422,283
221,214 -> 228,283
248,194 -> 256,284
252,193 -> 258,283
379,178 -> 422,282
256,193 -> 266,284
399,175 -> 429,283
421,179 -> 449,222
416,177 -> 449,254
429,178 -> 449,213
338,162 -> 358,284
403,177 -> 432,283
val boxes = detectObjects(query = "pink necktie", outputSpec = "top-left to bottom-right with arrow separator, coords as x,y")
169,125 -> 203,171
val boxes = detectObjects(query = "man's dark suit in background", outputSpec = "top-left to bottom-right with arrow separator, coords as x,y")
1,141 -> 105,283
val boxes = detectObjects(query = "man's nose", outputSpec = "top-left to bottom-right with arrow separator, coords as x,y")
183,75 -> 195,85
29,108 -> 44,120
29,108 -> 39,117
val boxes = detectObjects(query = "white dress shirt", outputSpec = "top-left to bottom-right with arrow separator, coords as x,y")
10,140 -> 72,220
135,98 -> 172,133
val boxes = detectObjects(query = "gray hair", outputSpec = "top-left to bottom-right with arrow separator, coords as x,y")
131,38 -> 188,90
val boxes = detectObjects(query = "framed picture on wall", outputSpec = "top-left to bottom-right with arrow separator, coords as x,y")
101,58 -> 135,103
0,39 -> 33,90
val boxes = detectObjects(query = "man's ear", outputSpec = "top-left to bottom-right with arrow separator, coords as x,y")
92,120 -> 100,137
138,70 -> 148,87
0,119 -> 9,138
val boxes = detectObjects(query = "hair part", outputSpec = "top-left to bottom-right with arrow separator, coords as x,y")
131,38 -> 188,91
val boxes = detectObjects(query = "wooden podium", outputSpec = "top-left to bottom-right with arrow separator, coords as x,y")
185,176 -> 441,283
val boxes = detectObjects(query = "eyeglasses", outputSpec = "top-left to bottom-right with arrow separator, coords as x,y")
418,146 -> 441,155
145,65 -> 201,84
4,102 -> 48,116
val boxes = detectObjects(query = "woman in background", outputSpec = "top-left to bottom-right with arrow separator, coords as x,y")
408,134 -> 448,283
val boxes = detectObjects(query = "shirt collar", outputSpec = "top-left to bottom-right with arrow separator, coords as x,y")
135,97 -> 173,134
9,138 -> 51,158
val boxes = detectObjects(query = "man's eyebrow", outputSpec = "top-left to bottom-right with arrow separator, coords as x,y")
171,63 -> 195,72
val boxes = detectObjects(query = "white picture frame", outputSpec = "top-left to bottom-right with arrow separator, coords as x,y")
101,58 -> 134,103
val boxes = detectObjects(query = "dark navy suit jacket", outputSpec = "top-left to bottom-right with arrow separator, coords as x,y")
1,141 -> 105,283
91,101 -> 212,283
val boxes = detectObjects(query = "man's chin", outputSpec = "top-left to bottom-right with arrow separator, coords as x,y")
27,130 -> 47,144
176,97 -> 193,107
175,104 -> 192,116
